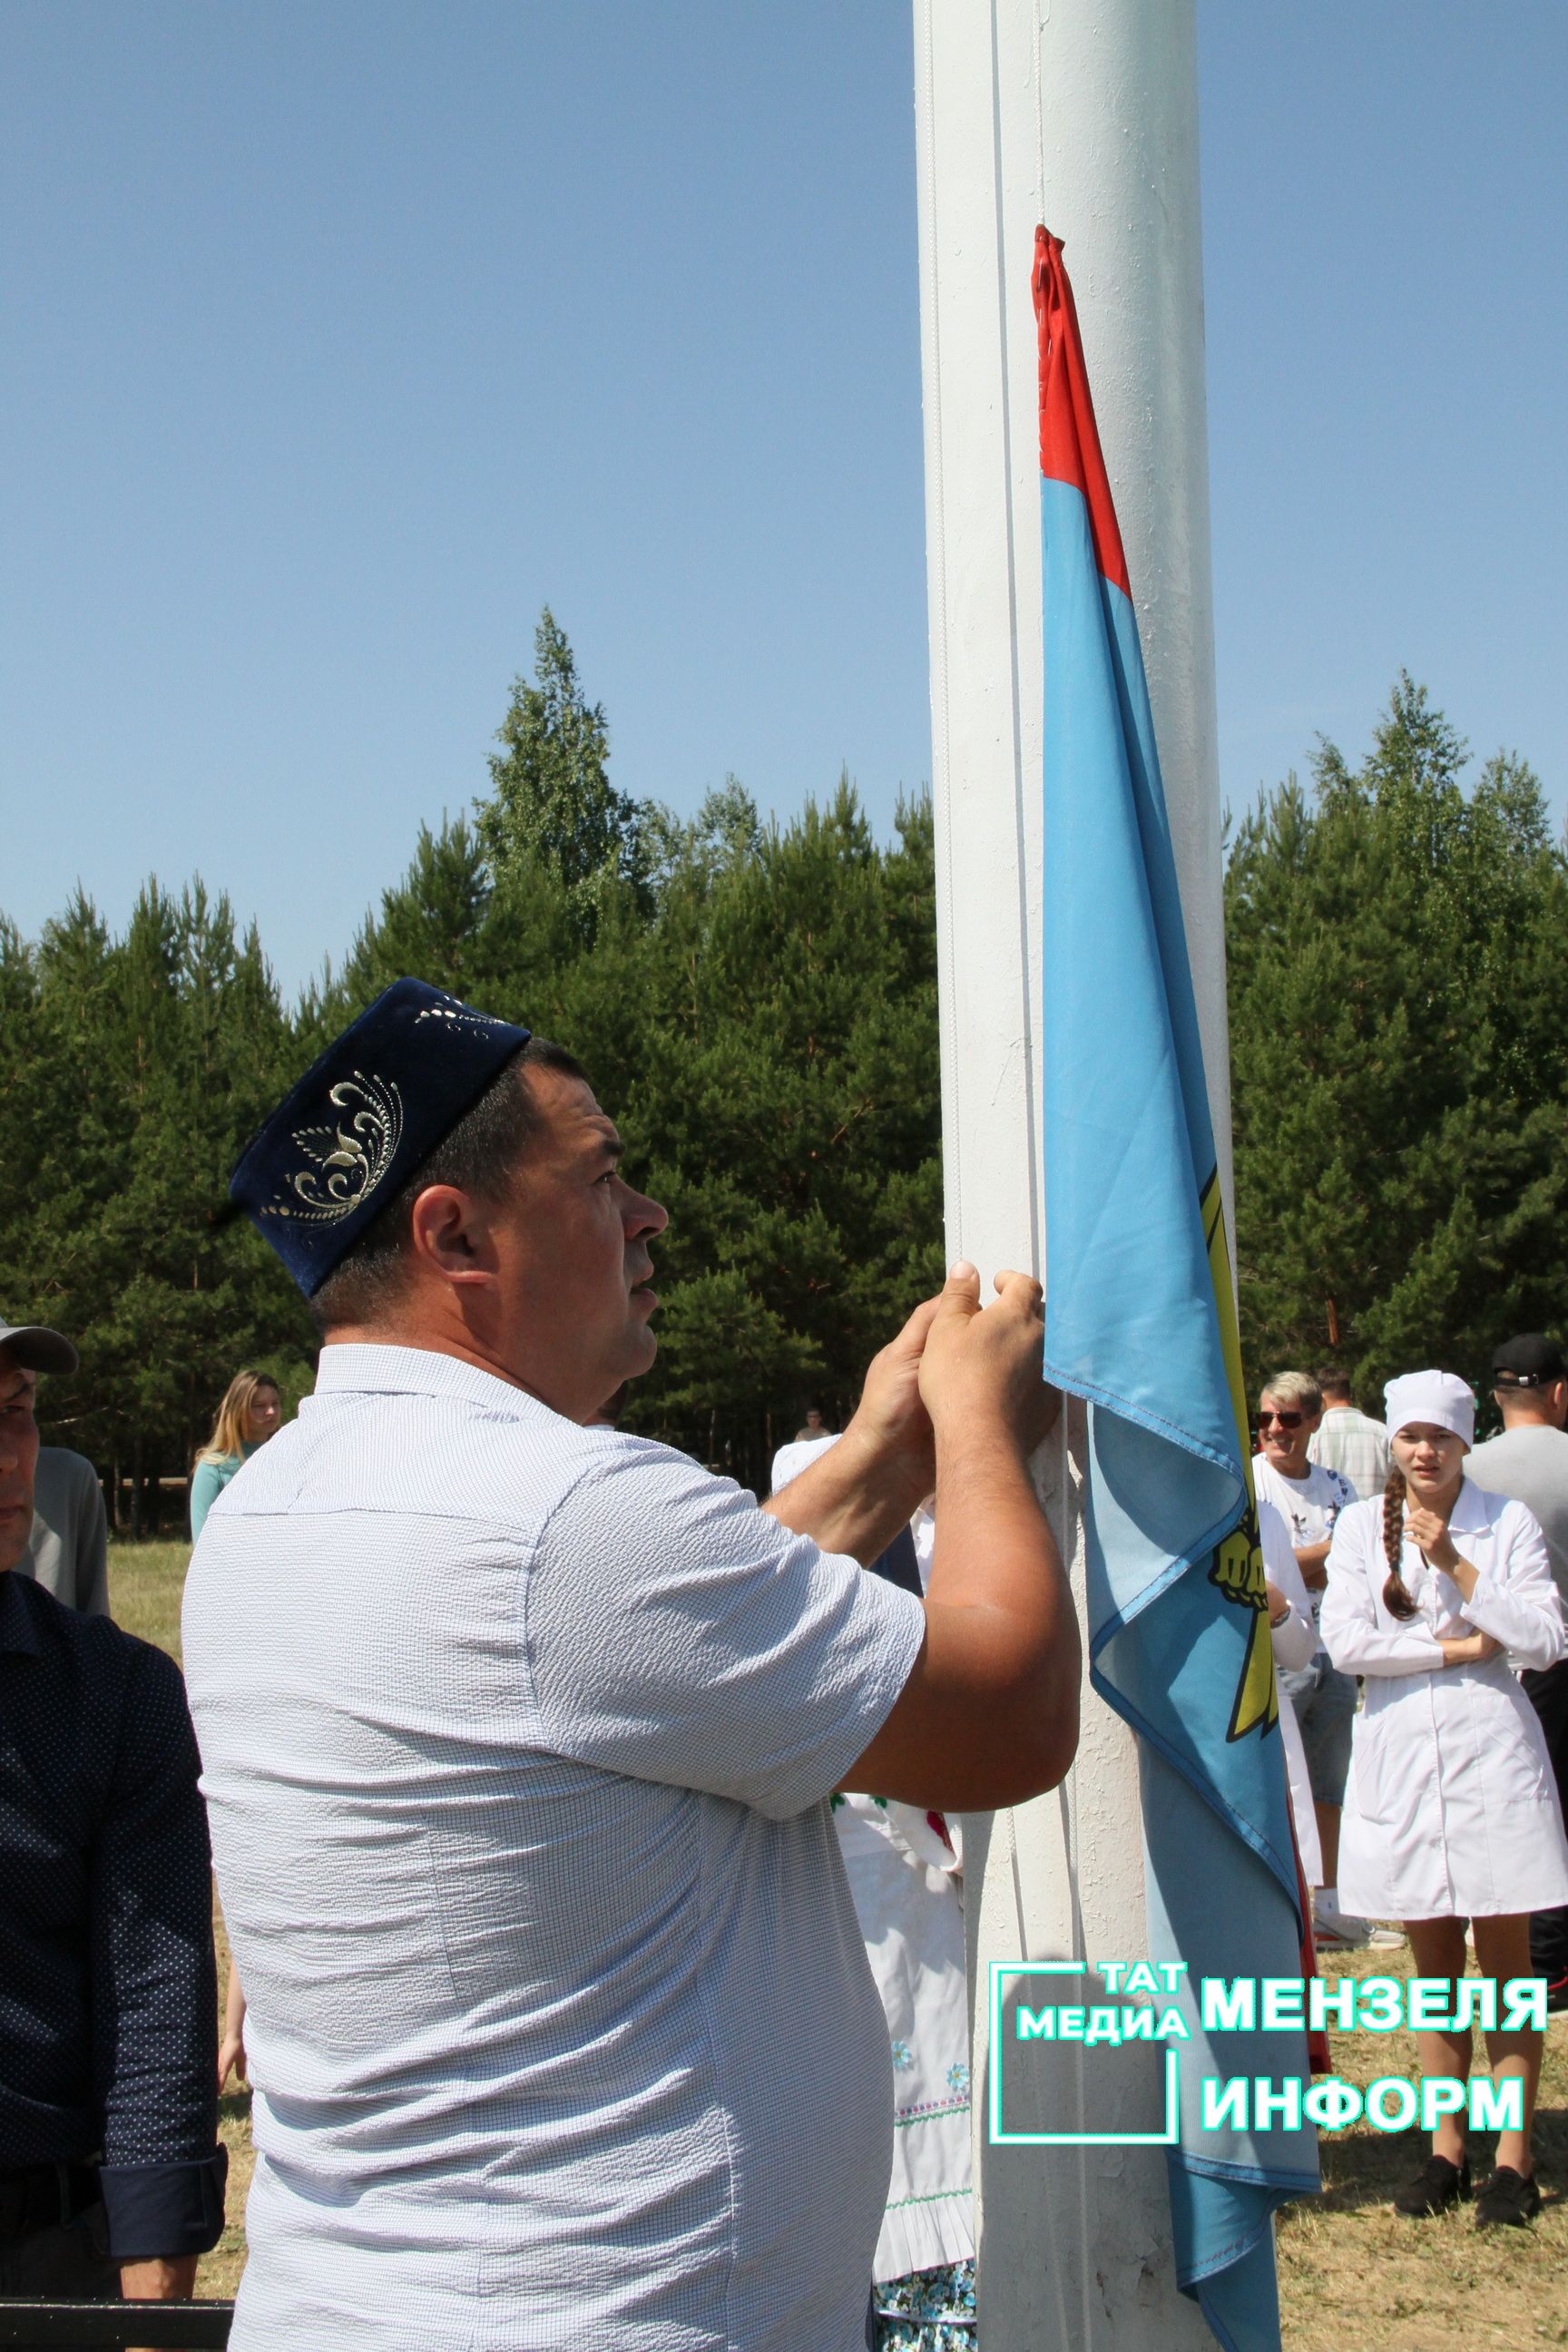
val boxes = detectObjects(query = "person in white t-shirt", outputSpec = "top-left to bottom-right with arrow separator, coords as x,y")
1251,1368 -> 1387,1948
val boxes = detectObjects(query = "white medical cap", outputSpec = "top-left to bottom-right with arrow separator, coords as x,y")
1383,1369 -> 1475,1448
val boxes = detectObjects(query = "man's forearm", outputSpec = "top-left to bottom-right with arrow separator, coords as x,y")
122,2255 -> 200,2352
836,1266 -> 1080,1809
761,1420 -> 926,1563
845,1420 -> 1079,1809
1296,1539 -> 1330,1589
121,2255 -> 199,2300
926,1426 -> 1063,1623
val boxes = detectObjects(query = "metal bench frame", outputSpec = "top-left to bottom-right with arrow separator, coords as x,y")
0,2301 -> 234,2347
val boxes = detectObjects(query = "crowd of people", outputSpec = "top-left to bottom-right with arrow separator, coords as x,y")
2,972 -> 1566,2346
1259,1348 -> 1568,2226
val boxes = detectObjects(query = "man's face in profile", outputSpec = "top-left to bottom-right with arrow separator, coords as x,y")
0,1349 -> 40,1573
492,1066 -> 669,1423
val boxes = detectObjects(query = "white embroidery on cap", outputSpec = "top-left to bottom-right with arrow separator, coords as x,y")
414,997 -> 511,1037
264,1072 -> 405,1224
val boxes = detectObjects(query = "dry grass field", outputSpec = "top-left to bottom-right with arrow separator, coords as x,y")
116,1539 -> 1568,2340
1275,1942 -> 1568,2351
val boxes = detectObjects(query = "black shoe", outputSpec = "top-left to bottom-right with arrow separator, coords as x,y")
1475,2166 -> 1541,2228
1544,1973 -> 1568,2014
1393,2154 -> 1472,2216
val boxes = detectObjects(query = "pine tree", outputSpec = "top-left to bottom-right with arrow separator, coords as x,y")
1226,673 -> 1568,1411
604,776 -> 945,1483
15,645 -> 1560,1511
336,817 -> 492,1009
6,883 -> 309,1527
476,609 -> 650,934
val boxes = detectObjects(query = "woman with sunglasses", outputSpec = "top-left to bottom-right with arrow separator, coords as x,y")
1322,1370 -> 1568,2228
1251,1372 -> 1361,1946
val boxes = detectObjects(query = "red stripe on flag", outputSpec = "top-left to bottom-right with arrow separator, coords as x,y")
1034,227 -> 1132,600
1290,1823 -> 1333,2077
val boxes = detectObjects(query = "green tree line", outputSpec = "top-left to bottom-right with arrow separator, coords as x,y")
4,624 -> 1560,1529
1226,671 -> 1568,1406
3,612 -> 942,1521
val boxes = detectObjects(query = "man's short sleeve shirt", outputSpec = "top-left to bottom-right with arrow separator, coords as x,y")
182,1345 -> 926,2352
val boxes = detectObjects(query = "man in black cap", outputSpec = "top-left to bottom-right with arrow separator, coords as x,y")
1469,1333 -> 1568,2007
185,979 -> 1078,2352
0,1319 -> 226,2313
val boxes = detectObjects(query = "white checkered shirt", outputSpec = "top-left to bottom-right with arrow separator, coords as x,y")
1308,1406 -> 1392,1503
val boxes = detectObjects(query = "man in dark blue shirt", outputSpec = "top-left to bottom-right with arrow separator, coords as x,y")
0,1319 -> 226,2315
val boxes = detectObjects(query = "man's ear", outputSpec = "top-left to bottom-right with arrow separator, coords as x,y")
407,1184 -> 498,1288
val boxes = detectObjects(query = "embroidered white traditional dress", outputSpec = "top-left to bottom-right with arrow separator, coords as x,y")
1322,1480 -> 1568,1920
832,1794 -> 974,2284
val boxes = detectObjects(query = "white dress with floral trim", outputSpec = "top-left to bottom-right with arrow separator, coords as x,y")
832,1791 -> 975,2284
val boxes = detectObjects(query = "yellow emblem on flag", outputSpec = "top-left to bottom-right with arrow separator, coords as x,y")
1201,1171 -> 1279,1743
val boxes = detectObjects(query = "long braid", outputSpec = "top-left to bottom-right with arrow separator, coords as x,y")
1382,1466 -> 1418,1620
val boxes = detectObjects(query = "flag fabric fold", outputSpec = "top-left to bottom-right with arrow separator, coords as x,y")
1034,225 -> 1318,2352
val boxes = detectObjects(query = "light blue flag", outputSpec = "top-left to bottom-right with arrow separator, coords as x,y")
1034,226 -> 1319,2352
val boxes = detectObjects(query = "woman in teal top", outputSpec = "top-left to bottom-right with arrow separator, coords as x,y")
190,1369 -> 282,1540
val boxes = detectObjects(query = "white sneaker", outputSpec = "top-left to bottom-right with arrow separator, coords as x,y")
1313,1903 -> 1368,1950
1319,1906 -> 1402,1949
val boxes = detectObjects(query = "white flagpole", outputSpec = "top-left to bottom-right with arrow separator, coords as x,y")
913,3 -> 1231,2343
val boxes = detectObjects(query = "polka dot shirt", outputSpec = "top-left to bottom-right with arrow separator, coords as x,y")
0,1570 -> 226,2259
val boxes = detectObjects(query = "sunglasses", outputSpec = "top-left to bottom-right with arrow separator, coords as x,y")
1257,1409 -> 1304,1430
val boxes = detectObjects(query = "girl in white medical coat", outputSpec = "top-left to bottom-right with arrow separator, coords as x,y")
1322,1369 -> 1568,2228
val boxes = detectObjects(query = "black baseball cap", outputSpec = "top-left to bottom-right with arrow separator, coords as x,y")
1493,1333 -> 1567,1388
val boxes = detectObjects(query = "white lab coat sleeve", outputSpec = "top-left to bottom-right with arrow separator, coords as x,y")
1456,1501 -> 1568,1671
1321,1514 -> 1446,1676
1259,1501 -> 1317,1671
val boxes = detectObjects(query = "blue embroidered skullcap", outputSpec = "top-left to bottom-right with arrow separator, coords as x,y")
230,978 -> 531,1296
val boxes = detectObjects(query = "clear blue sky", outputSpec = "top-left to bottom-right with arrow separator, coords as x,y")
5,3 -> 1563,998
